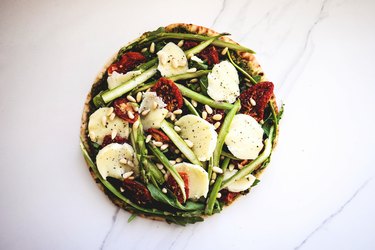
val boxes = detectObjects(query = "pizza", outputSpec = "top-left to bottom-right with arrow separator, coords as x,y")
80,23 -> 282,225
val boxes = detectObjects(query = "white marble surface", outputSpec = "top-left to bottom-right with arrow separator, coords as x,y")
1,0 -> 375,249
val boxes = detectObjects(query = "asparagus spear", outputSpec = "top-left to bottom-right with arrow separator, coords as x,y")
212,100 -> 241,169
134,70 -> 210,93
160,120 -> 202,167
176,84 -> 234,110
147,144 -> 187,202
205,157 -> 230,215
220,126 -> 274,190
135,32 -> 255,54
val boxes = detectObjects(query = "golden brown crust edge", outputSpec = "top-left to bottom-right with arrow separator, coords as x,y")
80,23 -> 279,220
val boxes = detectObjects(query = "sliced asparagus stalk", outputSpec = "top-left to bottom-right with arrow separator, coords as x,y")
134,70 -> 211,93
176,84 -> 234,110
102,65 -> 158,103
205,157 -> 230,215
220,126 -> 274,190
136,32 -> 255,53
148,144 -> 187,202
212,100 -> 241,169
160,120 -> 202,167
183,97 -> 200,117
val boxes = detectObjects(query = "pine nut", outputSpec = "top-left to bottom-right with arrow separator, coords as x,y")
127,95 -> 136,103
238,164 -> 244,169
213,114 -> 222,120
211,172 -> 217,180
250,98 -> 256,106
150,42 -> 155,53
162,188 -> 168,194
202,111 -> 207,119
170,113 -> 176,121
111,129 -> 117,139
173,109 -> 182,115
133,119 -> 140,130
205,105 -> 213,114
156,163 -> 164,170
175,157 -> 182,163
184,139 -> 194,148
229,164 -> 235,171
136,92 -> 142,103
119,158 -> 128,164
141,109 -> 150,116
141,47 -> 148,53
161,169 -> 166,174
169,160 -> 176,165
191,99 -> 198,107
174,149 -> 180,154
109,112 -> 116,121
212,166 -> 223,174
260,119 -> 264,125
123,171 -> 133,179
128,176 -> 135,180
214,122 -> 221,129
159,52 -> 167,65
221,47 -> 228,55
177,40 -> 184,47
216,192 -> 222,198
189,78 -> 198,83
174,125 -> 181,132
160,144 -> 169,151
153,141 -> 163,147
187,53 -> 194,59
106,107 -> 114,116
210,179 -> 215,185
146,134 -> 152,143
101,116 -> 107,126
89,131 -> 96,140
164,174 -> 169,181
187,67 -> 197,73
152,101 -> 158,110
127,111 -> 135,119
171,59 -> 179,69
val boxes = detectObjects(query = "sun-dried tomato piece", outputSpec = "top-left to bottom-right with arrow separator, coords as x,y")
183,41 -> 219,65
199,46 -> 220,65
122,179 -> 153,206
239,81 -> 274,122
151,78 -> 183,112
113,98 -> 139,123
205,109 -> 225,131
166,172 -> 189,204
219,189 -> 240,205
107,52 -> 146,75
101,134 -> 127,148
147,128 -> 170,144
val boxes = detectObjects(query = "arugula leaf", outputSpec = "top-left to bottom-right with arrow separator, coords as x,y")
127,214 -> 137,223
147,183 -> 204,211
165,215 -> 204,226
199,75 -> 208,95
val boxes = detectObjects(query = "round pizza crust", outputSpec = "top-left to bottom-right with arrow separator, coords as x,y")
80,23 -> 279,222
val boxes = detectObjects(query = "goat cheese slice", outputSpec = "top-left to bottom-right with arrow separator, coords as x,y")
88,107 -> 129,145
223,169 -> 256,192
157,42 -> 188,77
96,143 -> 139,180
107,70 -> 142,90
175,115 -> 218,161
139,92 -> 168,130
225,114 -> 264,159
174,162 -> 209,199
207,61 -> 240,103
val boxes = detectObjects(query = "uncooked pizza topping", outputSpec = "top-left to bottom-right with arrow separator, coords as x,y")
81,25 -> 281,225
